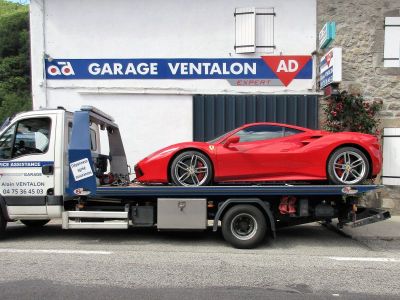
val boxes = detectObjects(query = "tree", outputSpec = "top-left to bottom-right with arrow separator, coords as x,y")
0,0 -> 31,123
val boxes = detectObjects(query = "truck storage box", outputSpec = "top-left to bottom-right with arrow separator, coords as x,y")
157,198 -> 207,229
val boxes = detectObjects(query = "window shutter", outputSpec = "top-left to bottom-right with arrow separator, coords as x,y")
255,8 -> 275,53
384,17 -> 400,67
234,8 -> 256,53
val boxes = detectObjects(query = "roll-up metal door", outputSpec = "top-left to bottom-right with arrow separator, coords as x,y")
193,94 -> 319,142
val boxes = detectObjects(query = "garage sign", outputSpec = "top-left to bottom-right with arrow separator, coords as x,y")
319,22 -> 336,49
320,48 -> 342,88
45,56 -> 312,87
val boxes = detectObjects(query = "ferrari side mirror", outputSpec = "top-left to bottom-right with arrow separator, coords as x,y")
224,136 -> 240,148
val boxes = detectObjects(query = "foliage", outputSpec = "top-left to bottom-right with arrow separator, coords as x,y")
0,0 -> 31,123
323,91 -> 383,135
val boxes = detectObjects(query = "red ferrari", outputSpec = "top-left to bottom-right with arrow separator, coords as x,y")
134,122 -> 382,186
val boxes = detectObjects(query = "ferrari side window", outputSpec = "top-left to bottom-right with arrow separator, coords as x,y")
236,125 -> 284,142
284,128 -> 303,137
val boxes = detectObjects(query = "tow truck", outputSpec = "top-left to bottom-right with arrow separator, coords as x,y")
0,106 -> 391,248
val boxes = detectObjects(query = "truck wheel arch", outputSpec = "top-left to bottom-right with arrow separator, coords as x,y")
0,195 -> 8,238
0,194 -> 11,222
213,198 -> 276,238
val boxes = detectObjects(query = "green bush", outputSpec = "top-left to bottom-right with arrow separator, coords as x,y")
323,91 -> 382,135
0,0 -> 31,123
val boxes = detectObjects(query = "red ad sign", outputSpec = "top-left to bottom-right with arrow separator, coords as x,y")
261,56 -> 312,86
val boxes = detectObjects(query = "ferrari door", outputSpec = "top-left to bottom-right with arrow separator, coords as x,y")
215,125 -> 307,182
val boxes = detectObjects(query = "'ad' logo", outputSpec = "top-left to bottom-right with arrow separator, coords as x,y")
261,56 -> 312,87
47,61 -> 75,76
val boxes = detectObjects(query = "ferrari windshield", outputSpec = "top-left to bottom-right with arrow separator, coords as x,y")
207,129 -> 236,144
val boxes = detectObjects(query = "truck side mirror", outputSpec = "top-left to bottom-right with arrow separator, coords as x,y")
224,136 -> 240,148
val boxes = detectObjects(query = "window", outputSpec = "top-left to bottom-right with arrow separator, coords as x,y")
0,118 -> 51,160
90,128 -> 97,151
207,129 -> 236,144
384,17 -> 400,67
284,128 -> 303,137
0,124 -> 17,159
236,125 -> 283,142
68,122 -> 98,151
234,7 -> 275,54
68,122 -> 73,142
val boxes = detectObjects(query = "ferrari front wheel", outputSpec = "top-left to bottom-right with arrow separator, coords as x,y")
327,147 -> 369,185
170,151 -> 213,186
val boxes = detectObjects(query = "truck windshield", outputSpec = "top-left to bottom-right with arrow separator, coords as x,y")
0,117 -> 11,132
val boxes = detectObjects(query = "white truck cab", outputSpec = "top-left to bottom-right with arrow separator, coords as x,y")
0,107 -> 102,221
1,109 -> 66,220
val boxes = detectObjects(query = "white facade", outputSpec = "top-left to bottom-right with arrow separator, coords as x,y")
30,0 -> 317,165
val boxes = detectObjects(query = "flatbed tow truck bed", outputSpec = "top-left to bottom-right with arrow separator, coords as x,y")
93,184 -> 390,238
96,184 -> 379,197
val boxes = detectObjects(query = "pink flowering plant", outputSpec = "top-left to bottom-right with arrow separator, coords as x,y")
323,91 -> 383,135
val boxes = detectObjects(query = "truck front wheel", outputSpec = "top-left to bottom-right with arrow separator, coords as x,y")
20,220 -> 50,227
221,205 -> 267,249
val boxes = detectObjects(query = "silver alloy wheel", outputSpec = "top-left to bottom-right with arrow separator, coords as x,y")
230,213 -> 258,241
174,154 -> 209,186
333,150 -> 367,184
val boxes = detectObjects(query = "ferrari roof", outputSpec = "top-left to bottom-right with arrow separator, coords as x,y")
237,122 -> 314,132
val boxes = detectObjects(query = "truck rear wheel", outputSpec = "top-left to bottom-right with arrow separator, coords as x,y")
20,220 -> 50,227
0,211 -> 7,239
221,205 -> 267,249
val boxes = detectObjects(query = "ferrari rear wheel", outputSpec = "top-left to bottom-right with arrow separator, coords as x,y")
170,151 -> 213,186
327,147 -> 369,185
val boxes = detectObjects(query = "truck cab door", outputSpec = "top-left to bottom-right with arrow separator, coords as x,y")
0,114 -> 56,218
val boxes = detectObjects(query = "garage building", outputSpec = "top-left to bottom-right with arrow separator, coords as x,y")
30,0 -> 318,165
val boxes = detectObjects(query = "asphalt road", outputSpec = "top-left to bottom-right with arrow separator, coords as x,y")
0,222 -> 399,299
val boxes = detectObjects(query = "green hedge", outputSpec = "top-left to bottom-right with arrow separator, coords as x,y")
0,0 -> 31,122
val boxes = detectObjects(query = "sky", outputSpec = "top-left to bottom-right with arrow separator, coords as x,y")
6,0 -> 30,4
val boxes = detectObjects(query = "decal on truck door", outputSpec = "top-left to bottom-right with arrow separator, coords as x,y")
0,161 -> 53,196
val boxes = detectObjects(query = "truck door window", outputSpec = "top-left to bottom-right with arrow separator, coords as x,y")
0,124 -> 17,159
6,118 -> 51,159
90,128 -> 97,151
68,122 -> 73,143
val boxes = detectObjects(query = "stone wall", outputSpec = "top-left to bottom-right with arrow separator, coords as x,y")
317,0 -> 400,213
